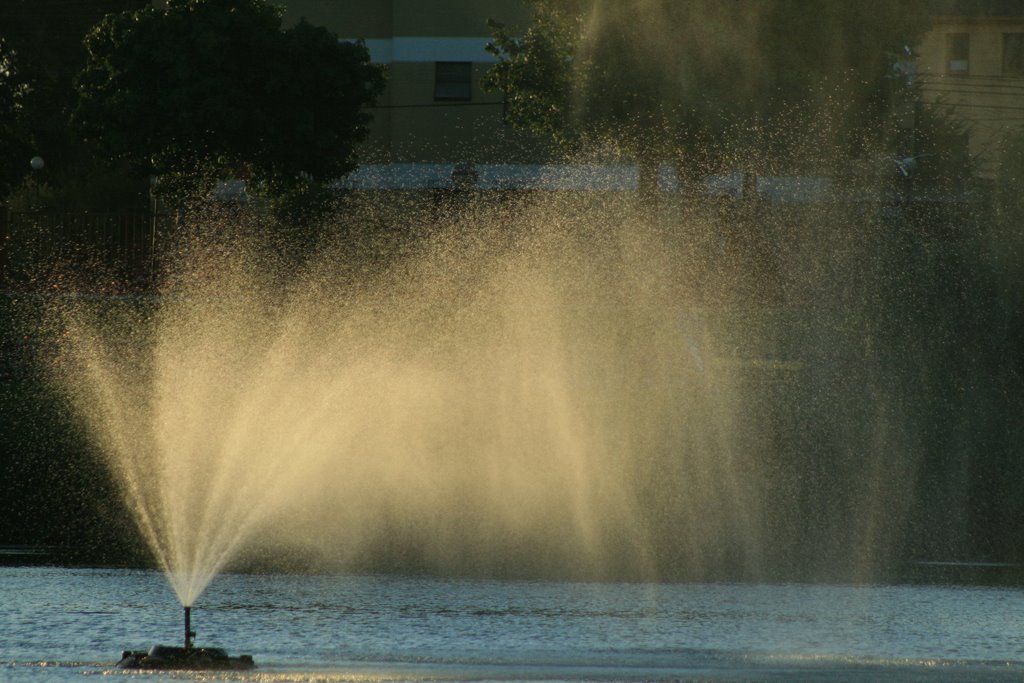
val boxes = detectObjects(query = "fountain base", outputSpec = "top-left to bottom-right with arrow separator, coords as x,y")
116,645 -> 255,671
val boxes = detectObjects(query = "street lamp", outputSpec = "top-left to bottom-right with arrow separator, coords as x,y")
29,156 -> 44,210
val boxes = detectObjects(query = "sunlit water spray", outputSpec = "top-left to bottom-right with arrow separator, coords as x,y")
44,189 -> 920,605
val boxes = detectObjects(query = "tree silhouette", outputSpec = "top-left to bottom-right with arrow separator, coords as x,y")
74,0 -> 385,207
0,37 -> 31,198
485,0 -> 931,194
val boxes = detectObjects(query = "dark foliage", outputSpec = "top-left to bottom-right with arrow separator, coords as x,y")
485,0 -> 931,176
0,37 -> 30,197
0,0 -> 151,204
73,0 -> 385,206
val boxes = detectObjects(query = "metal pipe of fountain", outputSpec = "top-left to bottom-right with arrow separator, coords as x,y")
184,606 -> 195,650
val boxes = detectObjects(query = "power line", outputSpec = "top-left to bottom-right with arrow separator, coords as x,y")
920,88 -> 1024,98
924,100 -> 1024,112
921,92 -> 1024,100
919,78 -> 1024,90
949,116 -> 1024,122
919,73 -> 1024,82
919,82 -> 1024,93
367,101 -> 504,109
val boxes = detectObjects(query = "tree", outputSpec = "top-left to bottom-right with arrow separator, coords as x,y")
74,0 -> 385,208
0,1 -> 152,205
995,131 -> 1024,232
0,37 -> 31,198
485,0 -> 931,193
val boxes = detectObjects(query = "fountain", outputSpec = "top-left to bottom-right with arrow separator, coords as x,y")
114,603 -> 255,670
11,0 -> 1014,673
48,190 -> 929,569
48,197 -> 734,589
39,173 -> 982,666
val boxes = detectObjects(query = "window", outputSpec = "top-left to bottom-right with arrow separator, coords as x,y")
1004,33 -> 1024,76
946,33 -> 969,75
434,61 -> 472,101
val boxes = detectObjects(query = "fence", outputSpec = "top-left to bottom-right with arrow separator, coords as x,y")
0,208 -> 173,291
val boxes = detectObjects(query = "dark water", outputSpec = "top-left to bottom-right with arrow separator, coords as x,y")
3,566 -> 1024,681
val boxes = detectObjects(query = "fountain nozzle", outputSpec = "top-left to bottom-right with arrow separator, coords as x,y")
116,604 -> 254,670
184,606 -> 196,650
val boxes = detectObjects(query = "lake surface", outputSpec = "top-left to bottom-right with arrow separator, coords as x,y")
4,566 -> 1024,681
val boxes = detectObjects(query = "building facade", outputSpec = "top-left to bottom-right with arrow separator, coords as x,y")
915,4 -> 1024,178
282,0 -> 548,176
280,0 -> 1024,188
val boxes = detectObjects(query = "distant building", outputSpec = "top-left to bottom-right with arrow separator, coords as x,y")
280,0 -> 1024,188
916,1 -> 1024,178
281,0 -> 550,175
